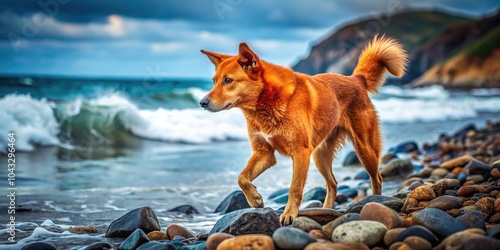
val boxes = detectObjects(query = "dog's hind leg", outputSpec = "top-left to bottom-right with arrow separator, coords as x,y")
238,136 -> 276,208
348,113 -> 383,195
312,128 -> 347,208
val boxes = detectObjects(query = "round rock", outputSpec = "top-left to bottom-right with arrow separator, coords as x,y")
426,195 -> 462,211
331,220 -> 387,247
359,202 -> 401,229
384,228 -> 406,245
166,224 -> 194,239
292,216 -> 322,232
395,225 -> 439,246
322,213 -> 360,238
412,208 -> 465,239
407,186 -> 436,201
456,210 -> 486,230
404,236 -> 432,250
21,242 -> 57,250
273,227 -> 317,250
206,232 -> 234,250
217,234 -> 274,250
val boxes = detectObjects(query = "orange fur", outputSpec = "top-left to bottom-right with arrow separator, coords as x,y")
200,36 -> 408,225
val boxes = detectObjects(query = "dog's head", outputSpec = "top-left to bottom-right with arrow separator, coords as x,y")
199,43 -> 264,112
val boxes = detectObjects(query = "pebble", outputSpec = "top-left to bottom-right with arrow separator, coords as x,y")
300,200 -> 323,209
272,227 -> 317,250
456,185 -> 480,197
382,152 -> 398,164
430,168 -> 449,177
83,242 -> 113,250
331,220 -> 387,247
135,241 -> 176,250
338,188 -> 358,198
395,225 -> 439,246
210,207 -> 280,236
167,204 -> 200,215
407,186 -> 436,201
489,213 -> 500,223
166,224 -> 194,240
343,151 -> 362,166
491,168 -> 500,178
217,234 -> 274,250
408,181 -> 422,190
146,231 -> 168,240
308,229 -> 327,240
292,216 -> 322,232
206,233 -> 234,250
465,159 -> 491,176
403,236 -> 432,250
389,141 -> 419,154
359,202 -> 401,229
268,188 -> 290,200
304,242 -> 352,250
296,208 -> 342,225
456,210 -> 486,230
303,187 -> 327,202
430,179 -> 460,196
488,227 -> 500,239
119,228 -> 150,250
105,206 -> 161,238
434,231 -> 500,250
384,228 -> 406,245
322,213 -> 360,238
380,159 -> 414,180
412,208 -> 465,239
346,195 -> 403,213
214,190 -> 250,213
466,174 -> 484,183
354,170 -> 370,180
496,198 -> 500,213
20,242 -> 57,250
402,197 -> 420,213
475,197 -> 495,215
440,155 -> 473,170
426,195 -> 462,211
389,242 -> 405,250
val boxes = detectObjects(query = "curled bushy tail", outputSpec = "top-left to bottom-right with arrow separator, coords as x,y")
353,35 -> 408,93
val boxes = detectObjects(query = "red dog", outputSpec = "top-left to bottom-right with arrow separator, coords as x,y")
200,35 -> 407,225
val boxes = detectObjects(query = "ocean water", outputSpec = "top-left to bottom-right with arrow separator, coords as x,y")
0,76 -> 500,233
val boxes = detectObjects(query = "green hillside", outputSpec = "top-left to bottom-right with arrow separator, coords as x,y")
462,26 -> 500,58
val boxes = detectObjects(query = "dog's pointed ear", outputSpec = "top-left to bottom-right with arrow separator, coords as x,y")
200,50 -> 230,67
238,42 -> 260,73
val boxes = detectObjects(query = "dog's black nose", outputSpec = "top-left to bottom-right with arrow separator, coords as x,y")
199,98 -> 210,109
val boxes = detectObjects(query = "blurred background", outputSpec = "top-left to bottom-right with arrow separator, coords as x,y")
0,0 -> 499,232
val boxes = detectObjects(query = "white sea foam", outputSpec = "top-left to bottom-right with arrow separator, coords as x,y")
373,86 -> 500,123
0,94 -> 60,152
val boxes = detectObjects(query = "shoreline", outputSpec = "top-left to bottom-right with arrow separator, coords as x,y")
1,120 -> 499,249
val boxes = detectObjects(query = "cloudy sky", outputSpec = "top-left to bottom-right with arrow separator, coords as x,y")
1,0 -> 498,78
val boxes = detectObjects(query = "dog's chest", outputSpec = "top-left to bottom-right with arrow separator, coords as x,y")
256,132 -> 291,156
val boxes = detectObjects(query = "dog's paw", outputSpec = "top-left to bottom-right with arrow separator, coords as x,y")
248,195 -> 264,208
279,212 -> 297,226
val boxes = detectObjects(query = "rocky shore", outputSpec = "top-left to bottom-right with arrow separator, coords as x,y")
2,120 -> 500,249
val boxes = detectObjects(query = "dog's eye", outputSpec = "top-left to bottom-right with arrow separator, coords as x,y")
223,77 -> 233,84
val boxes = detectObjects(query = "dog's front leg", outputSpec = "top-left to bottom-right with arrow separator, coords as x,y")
238,149 -> 276,208
280,149 -> 311,225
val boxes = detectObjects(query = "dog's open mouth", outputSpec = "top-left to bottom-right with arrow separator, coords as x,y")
223,98 -> 240,110
222,103 -> 232,110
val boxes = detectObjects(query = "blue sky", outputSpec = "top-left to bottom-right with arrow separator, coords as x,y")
1,0 -> 498,78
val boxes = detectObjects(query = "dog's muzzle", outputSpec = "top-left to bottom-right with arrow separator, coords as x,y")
199,97 -> 210,109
